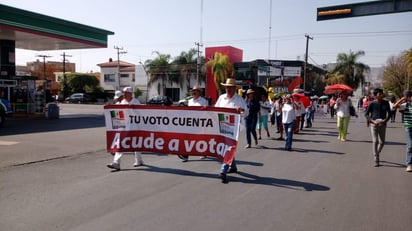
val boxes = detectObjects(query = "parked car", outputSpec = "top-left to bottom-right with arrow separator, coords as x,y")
178,96 -> 193,106
65,93 -> 92,103
0,98 -> 13,127
147,96 -> 173,106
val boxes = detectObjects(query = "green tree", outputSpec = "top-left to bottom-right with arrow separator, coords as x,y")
66,73 -> 99,93
145,51 -> 172,95
134,87 -> 143,98
405,48 -> 412,76
206,52 -> 233,95
333,50 -> 370,90
382,53 -> 409,97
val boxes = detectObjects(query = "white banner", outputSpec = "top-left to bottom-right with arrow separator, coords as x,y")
104,105 -> 242,164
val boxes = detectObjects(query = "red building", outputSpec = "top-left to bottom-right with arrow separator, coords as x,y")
205,46 -> 243,103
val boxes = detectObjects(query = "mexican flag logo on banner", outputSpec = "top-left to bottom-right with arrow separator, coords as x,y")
110,110 -> 125,129
218,113 -> 235,138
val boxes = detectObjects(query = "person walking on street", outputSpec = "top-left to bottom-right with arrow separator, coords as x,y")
329,96 -> 336,119
215,78 -> 248,183
364,88 -> 392,167
282,94 -> 296,151
293,95 -> 304,133
244,89 -> 260,148
178,86 -> 209,162
107,87 -> 144,171
109,90 -> 124,156
275,96 -> 284,140
257,93 -> 271,140
334,91 -> 354,142
392,90 -> 412,172
389,96 -> 397,123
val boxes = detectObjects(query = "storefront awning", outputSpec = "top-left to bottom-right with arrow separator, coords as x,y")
0,4 -> 114,50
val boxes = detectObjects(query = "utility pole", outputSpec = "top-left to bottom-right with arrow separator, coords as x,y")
61,52 -> 72,99
303,34 -> 313,91
195,42 -> 203,85
36,54 -> 52,80
268,0 -> 273,59
114,46 -> 127,90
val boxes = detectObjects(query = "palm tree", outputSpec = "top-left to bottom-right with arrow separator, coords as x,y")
206,52 -> 234,95
145,51 -> 171,95
333,50 -> 370,90
324,72 -> 345,85
171,49 -> 197,90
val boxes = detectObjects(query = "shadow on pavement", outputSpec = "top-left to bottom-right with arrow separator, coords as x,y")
0,116 -> 105,136
233,171 -> 330,191
124,164 -> 330,190
379,160 -> 406,168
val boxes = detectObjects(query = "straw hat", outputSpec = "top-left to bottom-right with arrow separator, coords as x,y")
220,78 -> 237,87
246,89 -> 255,95
191,86 -> 201,92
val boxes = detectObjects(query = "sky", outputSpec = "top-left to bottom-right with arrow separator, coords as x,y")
2,0 -> 412,73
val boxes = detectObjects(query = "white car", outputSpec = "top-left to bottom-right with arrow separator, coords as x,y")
178,96 -> 193,106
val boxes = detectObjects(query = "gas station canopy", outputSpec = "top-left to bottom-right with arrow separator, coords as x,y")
0,4 -> 114,50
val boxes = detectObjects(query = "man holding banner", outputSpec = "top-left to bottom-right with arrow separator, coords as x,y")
177,85 -> 209,162
107,86 -> 144,171
215,78 -> 248,183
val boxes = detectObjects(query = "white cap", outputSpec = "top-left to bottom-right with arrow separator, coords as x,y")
123,87 -> 133,93
113,90 -> 123,100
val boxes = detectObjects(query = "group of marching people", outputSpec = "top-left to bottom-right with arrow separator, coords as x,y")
106,82 -> 412,184
243,90 -> 318,152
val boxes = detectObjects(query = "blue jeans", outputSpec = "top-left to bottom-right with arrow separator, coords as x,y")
305,111 -> 313,128
283,121 -> 295,150
221,158 -> 237,174
245,117 -> 258,145
405,128 -> 412,165
370,124 -> 386,159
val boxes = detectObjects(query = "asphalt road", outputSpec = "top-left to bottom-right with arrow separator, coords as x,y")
0,104 -> 411,231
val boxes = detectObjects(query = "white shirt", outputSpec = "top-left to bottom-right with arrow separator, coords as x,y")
215,93 -> 249,118
282,103 -> 296,124
188,96 -> 208,106
120,97 -> 141,105
334,98 -> 351,117
259,100 -> 271,116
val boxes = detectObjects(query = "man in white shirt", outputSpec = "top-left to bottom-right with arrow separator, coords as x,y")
178,86 -> 209,162
215,78 -> 248,183
107,87 -> 144,171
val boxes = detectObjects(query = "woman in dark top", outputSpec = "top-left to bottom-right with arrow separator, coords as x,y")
244,89 -> 260,148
